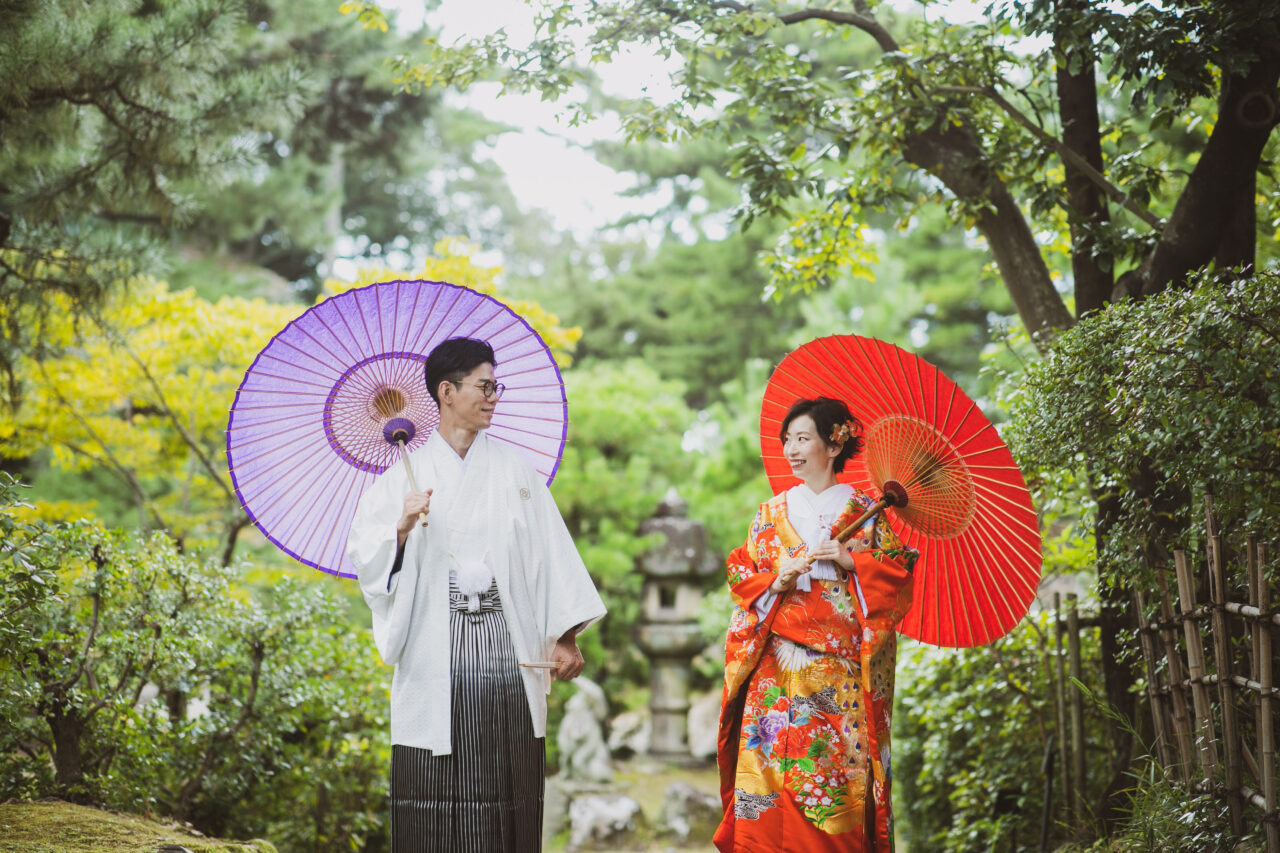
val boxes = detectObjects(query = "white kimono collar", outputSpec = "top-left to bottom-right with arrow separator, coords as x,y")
786,482 -> 853,591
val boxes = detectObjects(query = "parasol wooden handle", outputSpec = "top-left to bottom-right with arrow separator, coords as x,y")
395,440 -> 429,528
519,661 -> 560,670
832,479 -> 908,544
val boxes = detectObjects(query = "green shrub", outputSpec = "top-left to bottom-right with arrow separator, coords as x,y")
0,473 -> 391,851
1008,268 -> 1280,572
1061,763 -> 1259,853
894,611 -> 1112,851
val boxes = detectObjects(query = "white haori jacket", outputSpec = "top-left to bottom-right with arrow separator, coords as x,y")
346,430 -> 607,754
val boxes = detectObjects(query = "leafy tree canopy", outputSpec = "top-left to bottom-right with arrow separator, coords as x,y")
392,0 -> 1280,345
0,0 -> 303,361
1,0 -> 541,392
187,0 -> 536,298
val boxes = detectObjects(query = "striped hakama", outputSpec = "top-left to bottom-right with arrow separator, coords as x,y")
390,580 -> 545,853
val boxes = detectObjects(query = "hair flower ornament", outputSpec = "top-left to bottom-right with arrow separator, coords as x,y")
829,419 -> 858,445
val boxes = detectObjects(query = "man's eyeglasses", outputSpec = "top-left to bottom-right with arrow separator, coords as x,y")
457,380 -> 505,399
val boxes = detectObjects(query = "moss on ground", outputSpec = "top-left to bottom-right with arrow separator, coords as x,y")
0,801 -> 276,853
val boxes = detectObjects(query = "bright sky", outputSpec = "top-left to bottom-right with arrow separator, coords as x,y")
384,0 -> 680,240
379,0 -> 992,247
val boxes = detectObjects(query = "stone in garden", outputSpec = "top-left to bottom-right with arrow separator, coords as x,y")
558,677 -> 614,784
634,490 -> 720,760
542,775 -> 572,850
686,688 -> 721,760
660,780 -> 722,842
567,793 -> 645,851
607,707 -> 651,757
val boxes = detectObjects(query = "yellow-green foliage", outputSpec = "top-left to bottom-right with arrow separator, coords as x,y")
1,238 -> 579,552
0,278 -> 299,542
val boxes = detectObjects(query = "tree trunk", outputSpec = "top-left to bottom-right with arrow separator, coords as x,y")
1054,5 -> 1113,318
901,122 -> 1076,344
1054,9 -> 1139,832
319,141 -> 346,281
1089,487 -> 1136,832
221,514 -> 251,567
1136,56 -> 1280,296
48,707 -> 88,800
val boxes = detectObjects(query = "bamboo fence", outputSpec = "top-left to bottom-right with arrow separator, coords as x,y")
1126,528 -> 1279,851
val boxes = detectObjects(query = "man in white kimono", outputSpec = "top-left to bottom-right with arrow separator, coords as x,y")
346,336 -> 606,853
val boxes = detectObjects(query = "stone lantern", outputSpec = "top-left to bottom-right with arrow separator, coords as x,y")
634,489 -> 718,761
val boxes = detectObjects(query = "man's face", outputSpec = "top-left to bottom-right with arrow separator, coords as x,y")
445,362 -> 498,432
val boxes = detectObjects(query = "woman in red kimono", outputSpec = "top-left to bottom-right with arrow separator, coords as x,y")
714,397 -> 916,853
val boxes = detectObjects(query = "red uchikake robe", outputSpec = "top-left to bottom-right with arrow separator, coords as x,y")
714,489 -> 915,853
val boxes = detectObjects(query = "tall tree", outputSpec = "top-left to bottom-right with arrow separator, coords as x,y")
185,0 -> 533,298
405,0 -> 1280,335
0,0 -> 302,397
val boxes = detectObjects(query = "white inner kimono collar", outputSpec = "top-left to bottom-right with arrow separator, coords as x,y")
786,482 -> 853,591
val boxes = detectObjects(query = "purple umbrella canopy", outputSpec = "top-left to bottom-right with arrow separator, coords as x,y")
226,279 -> 569,578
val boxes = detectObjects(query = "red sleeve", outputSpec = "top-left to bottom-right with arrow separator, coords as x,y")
725,508 -> 776,610
729,568 -> 776,612
851,550 -> 913,624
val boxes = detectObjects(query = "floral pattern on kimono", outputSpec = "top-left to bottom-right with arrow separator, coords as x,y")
714,488 -> 915,853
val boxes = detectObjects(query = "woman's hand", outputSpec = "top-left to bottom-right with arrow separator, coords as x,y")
806,539 -> 855,571
769,556 -> 812,593
395,489 -> 432,544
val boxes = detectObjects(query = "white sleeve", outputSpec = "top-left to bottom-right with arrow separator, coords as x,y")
532,477 -> 607,646
347,472 -> 426,665
754,588 -> 779,620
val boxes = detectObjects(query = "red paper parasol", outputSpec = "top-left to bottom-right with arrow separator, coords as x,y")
761,335 -> 1042,647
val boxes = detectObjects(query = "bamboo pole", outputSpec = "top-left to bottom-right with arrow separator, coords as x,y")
1207,529 -> 1243,834
1173,550 -> 1220,780
1135,588 -> 1175,773
1250,538 -> 1262,695
1067,593 -> 1087,823
1244,539 -> 1265,800
1054,592 -> 1071,825
1255,541 -> 1277,853
1157,566 -> 1197,783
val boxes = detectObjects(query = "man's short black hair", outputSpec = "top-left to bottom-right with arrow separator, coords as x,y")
423,337 -> 496,405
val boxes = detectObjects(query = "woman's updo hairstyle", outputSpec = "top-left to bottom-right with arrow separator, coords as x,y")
779,397 -> 864,474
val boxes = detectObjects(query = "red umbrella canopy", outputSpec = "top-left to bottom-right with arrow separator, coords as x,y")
761,335 -> 1043,648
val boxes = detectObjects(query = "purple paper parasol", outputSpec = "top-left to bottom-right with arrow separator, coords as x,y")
226,279 -> 569,578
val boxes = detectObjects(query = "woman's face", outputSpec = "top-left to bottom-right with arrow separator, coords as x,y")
783,414 -> 839,482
